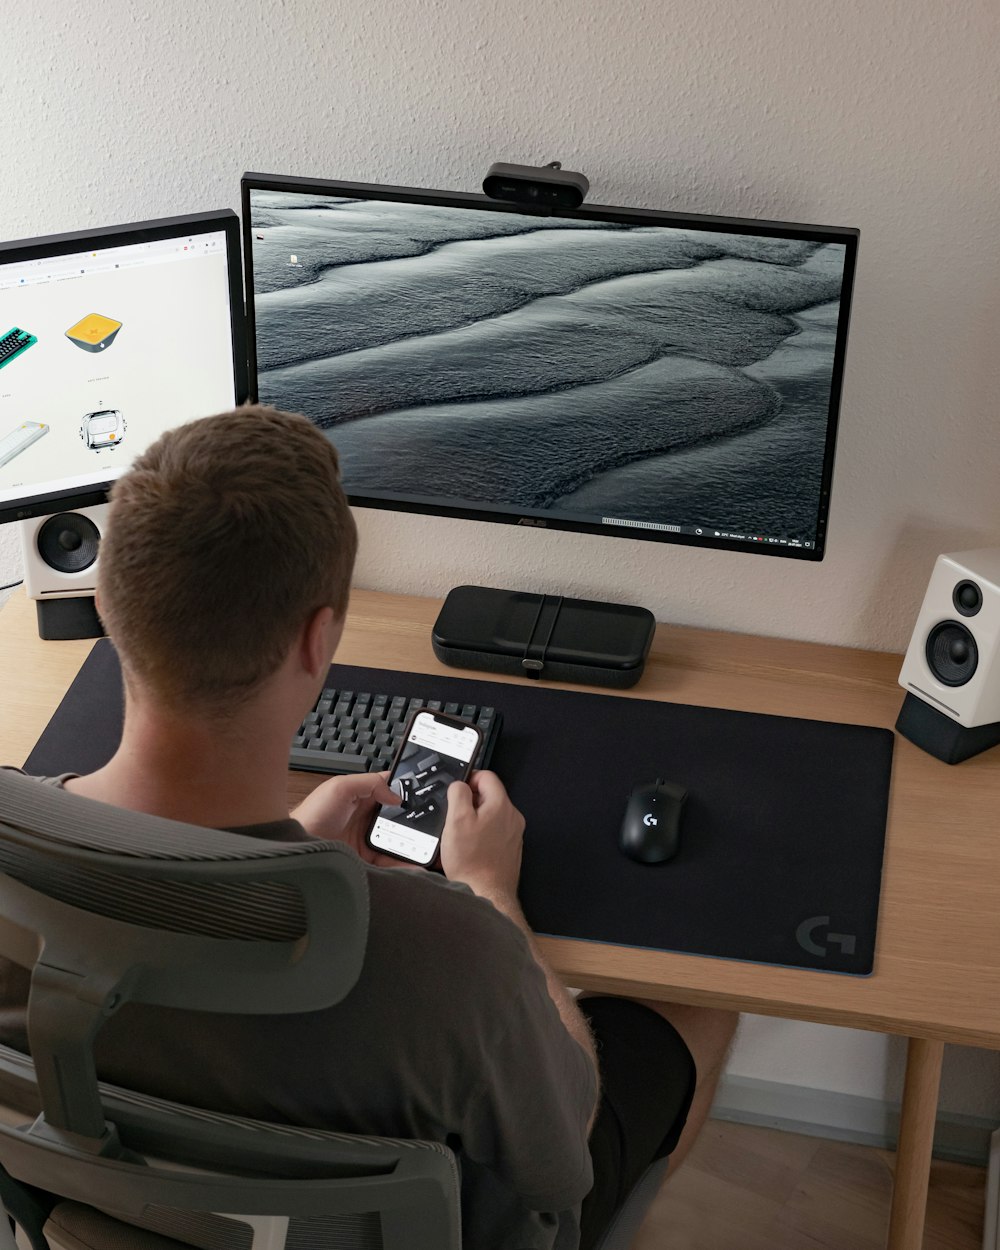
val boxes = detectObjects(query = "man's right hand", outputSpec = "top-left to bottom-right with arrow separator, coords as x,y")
440,770 -> 525,901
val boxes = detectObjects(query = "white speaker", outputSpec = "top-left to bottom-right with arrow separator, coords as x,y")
18,503 -> 109,640
896,548 -> 1000,763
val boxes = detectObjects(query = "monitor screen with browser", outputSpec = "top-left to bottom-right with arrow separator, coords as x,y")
243,173 -> 858,560
0,211 -> 247,525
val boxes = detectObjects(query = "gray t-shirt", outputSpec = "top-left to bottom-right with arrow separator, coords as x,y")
0,771 -> 597,1250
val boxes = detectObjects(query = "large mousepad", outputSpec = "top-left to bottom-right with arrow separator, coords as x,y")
23,641 -> 894,975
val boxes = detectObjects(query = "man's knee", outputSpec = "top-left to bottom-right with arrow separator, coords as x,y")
632,1000 -> 739,1074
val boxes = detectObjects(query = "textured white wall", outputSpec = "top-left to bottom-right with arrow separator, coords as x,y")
0,528 -> 19,612
3,0 -> 999,1115
5,0 -> 1000,650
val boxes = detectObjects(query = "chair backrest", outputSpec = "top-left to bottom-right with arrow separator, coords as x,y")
0,770 -> 462,1250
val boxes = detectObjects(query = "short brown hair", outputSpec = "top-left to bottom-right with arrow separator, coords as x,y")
98,405 -> 357,712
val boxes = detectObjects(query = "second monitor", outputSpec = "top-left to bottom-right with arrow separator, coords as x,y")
0,211 -> 247,528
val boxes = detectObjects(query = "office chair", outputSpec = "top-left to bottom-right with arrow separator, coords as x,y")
0,770 -> 665,1250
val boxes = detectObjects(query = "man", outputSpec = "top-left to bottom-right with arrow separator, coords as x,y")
2,406 -> 735,1249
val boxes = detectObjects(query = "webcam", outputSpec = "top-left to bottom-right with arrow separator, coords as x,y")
482,161 -> 589,211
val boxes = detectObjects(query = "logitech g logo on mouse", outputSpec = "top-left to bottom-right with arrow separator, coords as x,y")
642,812 -> 658,827
796,916 -> 856,958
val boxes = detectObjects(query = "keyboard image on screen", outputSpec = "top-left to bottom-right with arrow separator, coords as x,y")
0,327 -> 38,371
289,686 -> 502,775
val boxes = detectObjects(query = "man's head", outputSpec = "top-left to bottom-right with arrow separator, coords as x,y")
98,405 -> 357,714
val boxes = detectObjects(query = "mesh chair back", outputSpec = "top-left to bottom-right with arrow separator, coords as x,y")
0,1044 -> 460,1250
0,770 -> 461,1250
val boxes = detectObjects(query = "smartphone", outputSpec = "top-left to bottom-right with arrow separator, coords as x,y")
366,709 -> 483,866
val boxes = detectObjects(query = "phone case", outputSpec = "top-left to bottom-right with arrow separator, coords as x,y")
432,585 -> 656,689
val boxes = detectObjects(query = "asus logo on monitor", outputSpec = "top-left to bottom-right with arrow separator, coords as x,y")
517,517 -> 548,527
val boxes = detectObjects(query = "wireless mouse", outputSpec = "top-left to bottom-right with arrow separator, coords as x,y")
618,778 -> 688,864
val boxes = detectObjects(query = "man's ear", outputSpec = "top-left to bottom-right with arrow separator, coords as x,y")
301,606 -> 342,679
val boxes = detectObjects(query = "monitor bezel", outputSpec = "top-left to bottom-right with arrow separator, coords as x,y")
0,210 -> 249,527
242,172 -> 859,562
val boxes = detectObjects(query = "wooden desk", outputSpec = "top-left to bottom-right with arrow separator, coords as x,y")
2,586 -> 998,1249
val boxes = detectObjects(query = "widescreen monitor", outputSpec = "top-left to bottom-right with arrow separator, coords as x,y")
243,173 -> 858,561
0,211 -> 247,526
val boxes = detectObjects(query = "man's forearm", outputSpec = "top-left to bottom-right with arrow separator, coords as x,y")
472,883 -> 599,1115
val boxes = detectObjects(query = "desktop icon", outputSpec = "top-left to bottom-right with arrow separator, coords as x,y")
65,313 -> 122,353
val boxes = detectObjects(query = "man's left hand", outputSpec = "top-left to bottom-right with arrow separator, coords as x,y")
292,771 -> 406,866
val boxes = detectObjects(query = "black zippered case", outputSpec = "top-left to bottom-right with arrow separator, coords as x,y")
431,585 -> 656,689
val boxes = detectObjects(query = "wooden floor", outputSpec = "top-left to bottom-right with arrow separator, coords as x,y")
635,1121 -> 987,1249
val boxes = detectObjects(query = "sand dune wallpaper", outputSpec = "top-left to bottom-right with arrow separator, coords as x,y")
250,192 -> 849,543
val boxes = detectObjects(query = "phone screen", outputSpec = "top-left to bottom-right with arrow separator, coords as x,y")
368,712 -> 482,865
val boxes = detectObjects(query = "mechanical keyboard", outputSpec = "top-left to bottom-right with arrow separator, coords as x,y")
0,327 -> 38,370
289,684 -> 501,775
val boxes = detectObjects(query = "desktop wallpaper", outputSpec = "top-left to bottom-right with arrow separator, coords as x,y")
249,191 -> 849,542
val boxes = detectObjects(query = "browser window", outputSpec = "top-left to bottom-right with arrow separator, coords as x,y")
0,232 -> 236,504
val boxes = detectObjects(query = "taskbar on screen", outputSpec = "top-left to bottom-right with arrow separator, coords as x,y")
601,517 -> 816,550
347,487 -> 817,551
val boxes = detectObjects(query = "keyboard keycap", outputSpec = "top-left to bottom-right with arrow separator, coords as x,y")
289,746 -> 368,773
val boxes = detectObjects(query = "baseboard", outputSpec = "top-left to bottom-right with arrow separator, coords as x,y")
711,1074 -> 995,1167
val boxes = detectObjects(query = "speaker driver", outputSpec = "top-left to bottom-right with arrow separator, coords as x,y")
953,580 -> 983,616
37,512 -> 101,574
926,621 -> 978,687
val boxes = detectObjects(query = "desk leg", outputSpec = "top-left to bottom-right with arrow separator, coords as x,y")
886,1036 -> 944,1250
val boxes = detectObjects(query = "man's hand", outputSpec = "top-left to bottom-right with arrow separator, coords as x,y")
292,772 -> 412,867
439,770 -> 525,900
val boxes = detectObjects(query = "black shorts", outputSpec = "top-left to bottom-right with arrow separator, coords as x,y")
577,997 -> 696,1250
